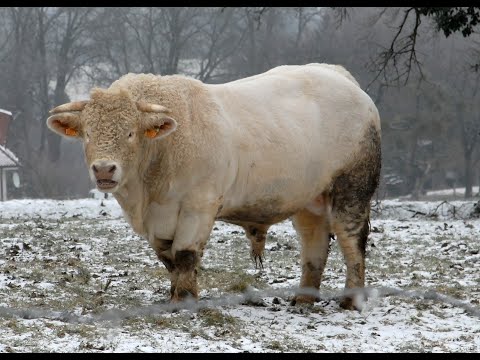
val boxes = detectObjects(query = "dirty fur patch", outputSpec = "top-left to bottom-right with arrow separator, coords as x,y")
174,250 -> 198,273
218,198 -> 297,225
330,124 -> 381,218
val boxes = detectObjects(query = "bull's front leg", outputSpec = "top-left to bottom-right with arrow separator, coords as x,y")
150,238 -> 178,298
146,202 -> 181,300
169,196 -> 220,302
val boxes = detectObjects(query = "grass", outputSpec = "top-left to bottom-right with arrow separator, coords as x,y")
198,308 -> 237,327
0,199 -> 479,352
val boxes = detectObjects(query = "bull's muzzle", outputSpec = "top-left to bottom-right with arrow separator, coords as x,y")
91,160 -> 120,191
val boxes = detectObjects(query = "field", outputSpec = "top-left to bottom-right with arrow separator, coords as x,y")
0,197 -> 479,352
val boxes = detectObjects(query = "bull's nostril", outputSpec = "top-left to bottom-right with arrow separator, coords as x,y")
108,165 -> 116,173
92,165 -> 98,173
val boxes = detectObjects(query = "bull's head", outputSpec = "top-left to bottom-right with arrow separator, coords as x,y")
46,87 -> 177,193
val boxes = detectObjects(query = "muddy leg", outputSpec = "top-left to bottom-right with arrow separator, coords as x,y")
328,124 -> 381,310
171,250 -> 199,301
244,224 -> 269,270
170,202 -> 219,302
333,212 -> 370,310
291,209 -> 331,305
150,238 -> 179,299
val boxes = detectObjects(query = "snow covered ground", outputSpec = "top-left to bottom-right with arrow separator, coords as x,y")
0,197 -> 479,352
426,186 -> 480,197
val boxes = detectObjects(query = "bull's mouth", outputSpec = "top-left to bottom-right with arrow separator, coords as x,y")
96,179 -> 118,190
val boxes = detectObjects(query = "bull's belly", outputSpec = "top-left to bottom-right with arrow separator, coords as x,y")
216,178 -> 332,226
216,191 -> 310,225
217,202 -> 297,225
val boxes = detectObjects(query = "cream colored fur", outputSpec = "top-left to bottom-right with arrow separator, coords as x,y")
47,63 -> 381,302
101,65 -> 380,253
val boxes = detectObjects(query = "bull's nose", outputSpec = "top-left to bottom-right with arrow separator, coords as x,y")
91,160 -> 118,180
91,160 -> 119,191
92,164 -> 116,175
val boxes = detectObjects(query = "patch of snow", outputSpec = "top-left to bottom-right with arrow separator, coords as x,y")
426,186 -> 480,196
0,197 -> 479,352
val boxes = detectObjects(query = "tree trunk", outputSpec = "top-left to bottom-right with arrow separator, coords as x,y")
247,14 -> 257,75
464,151 -> 473,198
37,9 -> 51,156
412,162 -> 433,200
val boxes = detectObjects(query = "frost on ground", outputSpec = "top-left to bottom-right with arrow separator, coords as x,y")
0,198 -> 479,352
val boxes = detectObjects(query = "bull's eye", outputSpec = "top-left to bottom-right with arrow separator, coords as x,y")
128,132 -> 133,138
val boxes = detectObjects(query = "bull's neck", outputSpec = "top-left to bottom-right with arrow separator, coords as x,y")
113,177 -> 148,236
112,142 -> 172,236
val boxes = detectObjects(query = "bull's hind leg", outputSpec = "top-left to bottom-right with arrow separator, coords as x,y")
330,124 -> 381,310
244,224 -> 269,269
291,208 -> 331,305
332,211 -> 370,310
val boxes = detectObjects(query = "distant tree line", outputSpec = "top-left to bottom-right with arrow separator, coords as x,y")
0,7 -> 479,199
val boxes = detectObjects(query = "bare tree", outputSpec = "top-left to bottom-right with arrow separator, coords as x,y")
0,8 -> 38,187
356,7 -> 480,87
46,8 -> 98,162
193,8 -> 248,83
0,7 -> 99,197
1,6 -> 479,200
453,70 -> 480,198
88,8 -> 207,82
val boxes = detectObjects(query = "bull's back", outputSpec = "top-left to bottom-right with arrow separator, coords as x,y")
209,65 -> 380,223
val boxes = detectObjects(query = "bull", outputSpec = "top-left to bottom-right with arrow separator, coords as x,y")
46,63 -> 381,309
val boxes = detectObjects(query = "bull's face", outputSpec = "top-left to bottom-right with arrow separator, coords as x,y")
46,87 -> 177,193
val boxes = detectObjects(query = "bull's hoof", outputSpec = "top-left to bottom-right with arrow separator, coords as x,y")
291,294 -> 318,306
250,252 -> 264,270
339,297 -> 355,310
339,296 -> 363,311
170,289 -> 198,303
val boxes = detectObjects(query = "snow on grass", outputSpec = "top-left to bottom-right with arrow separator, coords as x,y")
426,186 -> 480,197
0,197 -> 479,352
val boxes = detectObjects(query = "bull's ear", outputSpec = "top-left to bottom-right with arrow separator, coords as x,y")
142,115 -> 177,140
46,113 -> 82,138
136,100 -> 177,140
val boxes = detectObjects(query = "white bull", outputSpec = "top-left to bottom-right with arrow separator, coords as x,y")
47,63 -> 381,309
